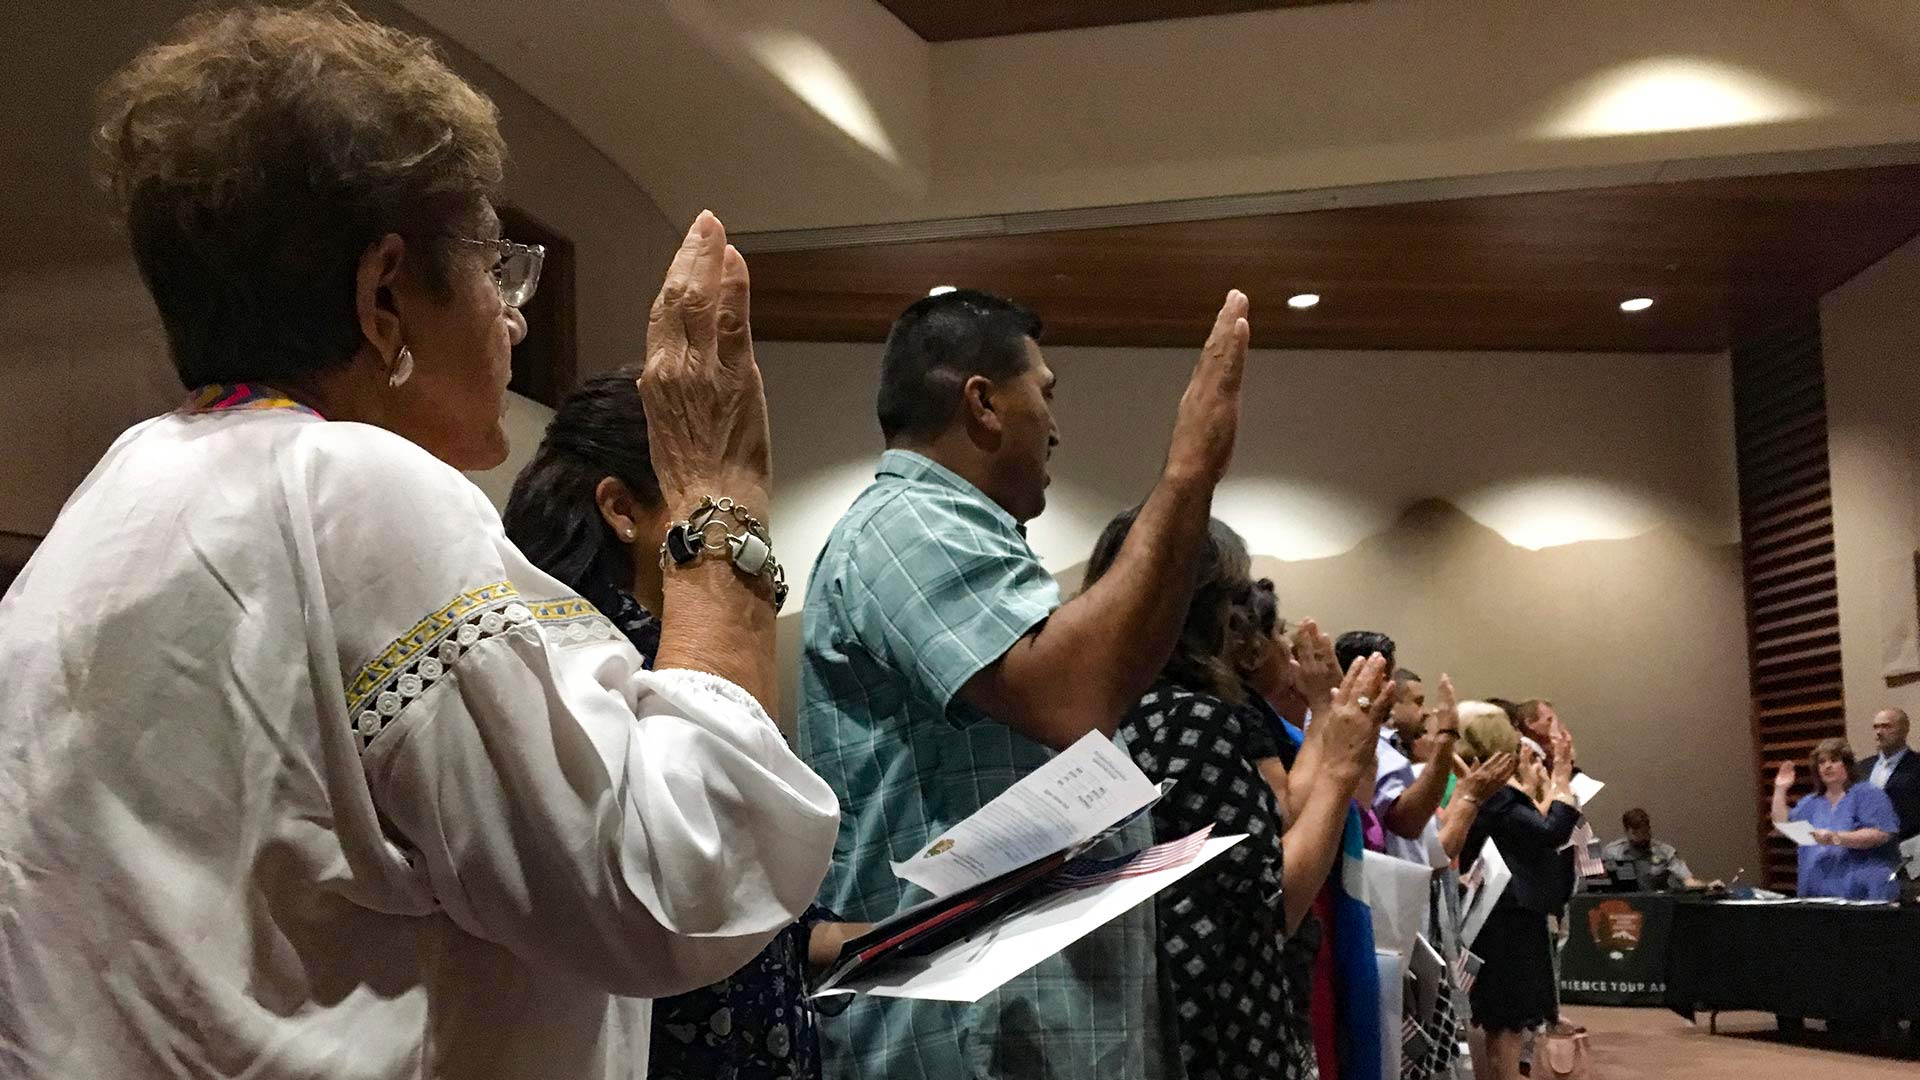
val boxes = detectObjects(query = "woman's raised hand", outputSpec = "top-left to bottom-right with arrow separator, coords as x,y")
1289,617 -> 1341,718
1322,652 -> 1394,779
1773,760 -> 1796,792
640,211 -> 772,519
1461,752 -> 1518,803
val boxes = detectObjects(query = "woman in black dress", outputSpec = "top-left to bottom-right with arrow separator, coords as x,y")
1455,705 -> 1580,1080
1080,509 -> 1386,1080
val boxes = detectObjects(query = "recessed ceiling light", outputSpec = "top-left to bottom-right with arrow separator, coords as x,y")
1287,293 -> 1321,309
928,285 -> 957,296
1620,297 -> 1654,312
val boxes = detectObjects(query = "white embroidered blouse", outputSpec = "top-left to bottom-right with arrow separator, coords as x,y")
0,404 -> 839,1079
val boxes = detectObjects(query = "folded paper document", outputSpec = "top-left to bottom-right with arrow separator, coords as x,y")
890,730 -> 1164,898
815,731 -> 1244,1003
1460,840 -> 1512,949
1568,773 -> 1606,808
1773,820 -> 1817,847
814,830 -> 1242,1003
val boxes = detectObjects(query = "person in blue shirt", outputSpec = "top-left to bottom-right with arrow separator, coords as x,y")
798,287 -> 1253,1080
1771,737 -> 1901,901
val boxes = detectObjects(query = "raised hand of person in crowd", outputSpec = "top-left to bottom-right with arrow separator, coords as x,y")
1164,290 -> 1250,485
1543,727 -> 1579,809
1322,652 -> 1396,781
1426,673 -> 1462,761
640,212 -> 779,700
1460,752 -> 1518,804
1516,740 -> 1548,799
1289,617 -> 1341,721
641,210 -> 771,518
1438,749 -> 1517,858
1549,713 -> 1577,768
1549,723 -> 1575,784
1770,760 -> 1796,824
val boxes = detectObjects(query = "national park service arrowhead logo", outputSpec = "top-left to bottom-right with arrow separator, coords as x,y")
1587,898 -> 1645,958
925,838 -> 955,857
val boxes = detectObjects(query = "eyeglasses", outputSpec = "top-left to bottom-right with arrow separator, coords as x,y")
449,236 -> 545,308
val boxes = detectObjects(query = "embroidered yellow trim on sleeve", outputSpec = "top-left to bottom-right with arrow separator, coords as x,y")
345,583 -> 626,749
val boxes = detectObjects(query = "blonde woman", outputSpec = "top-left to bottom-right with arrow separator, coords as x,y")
1455,706 -> 1580,1080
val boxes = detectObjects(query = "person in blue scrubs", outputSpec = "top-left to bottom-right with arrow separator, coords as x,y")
1772,737 -> 1901,901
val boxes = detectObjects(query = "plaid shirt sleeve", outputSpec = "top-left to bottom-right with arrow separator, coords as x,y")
844,489 -> 1059,718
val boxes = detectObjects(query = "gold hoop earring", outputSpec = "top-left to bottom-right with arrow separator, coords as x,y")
388,346 -> 414,389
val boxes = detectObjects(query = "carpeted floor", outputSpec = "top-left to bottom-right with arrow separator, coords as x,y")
1562,1005 -> 1918,1080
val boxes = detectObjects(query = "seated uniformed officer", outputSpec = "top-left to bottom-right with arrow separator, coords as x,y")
1601,808 -> 1702,891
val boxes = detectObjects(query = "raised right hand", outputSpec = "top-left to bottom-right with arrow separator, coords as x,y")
1461,752 -> 1518,803
1774,760 -> 1796,791
1322,652 -> 1394,779
1549,725 -> 1575,783
640,211 -> 771,518
1289,617 -> 1341,717
1164,290 -> 1250,486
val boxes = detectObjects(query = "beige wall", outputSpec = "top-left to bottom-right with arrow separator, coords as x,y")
0,0 -> 677,537
761,340 -> 1758,878
1822,233 -> 1920,748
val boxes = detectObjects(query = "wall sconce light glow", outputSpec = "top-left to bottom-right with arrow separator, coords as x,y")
928,285 -> 957,296
1542,57 -> 1823,138
1287,293 -> 1321,310
1457,478 -> 1662,551
1211,479 -> 1382,561
743,30 -> 900,164
1620,297 -> 1654,313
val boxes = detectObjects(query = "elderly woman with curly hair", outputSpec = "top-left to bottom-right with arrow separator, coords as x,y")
0,6 -> 836,1079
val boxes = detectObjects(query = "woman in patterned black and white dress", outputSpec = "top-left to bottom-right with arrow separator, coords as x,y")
1079,509 -> 1390,1080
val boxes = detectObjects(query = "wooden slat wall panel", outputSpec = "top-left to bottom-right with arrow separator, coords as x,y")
1732,315 -> 1844,892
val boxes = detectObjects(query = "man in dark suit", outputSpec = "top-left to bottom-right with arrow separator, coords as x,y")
1867,708 -> 1920,840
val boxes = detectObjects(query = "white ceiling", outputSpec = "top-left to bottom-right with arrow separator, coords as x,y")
397,0 -> 1920,236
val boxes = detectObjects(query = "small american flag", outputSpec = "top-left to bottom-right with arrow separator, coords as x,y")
1402,1015 -> 1434,1061
1043,826 -> 1215,893
1453,949 -> 1483,994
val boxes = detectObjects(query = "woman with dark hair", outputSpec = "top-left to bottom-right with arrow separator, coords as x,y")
1081,508 -> 1388,1080
1772,737 -> 1901,900
0,7 -> 836,1079
505,373 -> 866,1080
1227,580 -> 1373,1080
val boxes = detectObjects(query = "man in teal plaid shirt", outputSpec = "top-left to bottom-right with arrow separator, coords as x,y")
798,287 -> 1253,1079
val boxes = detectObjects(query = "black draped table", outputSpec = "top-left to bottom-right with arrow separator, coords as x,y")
1662,898 -> 1920,1025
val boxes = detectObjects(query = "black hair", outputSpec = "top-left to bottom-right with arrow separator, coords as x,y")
1392,668 -> 1422,685
502,372 -> 662,615
1335,629 -> 1396,674
1082,507 -> 1252,703
877,289 -> 1043,443
1622,808 -> 1651,831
